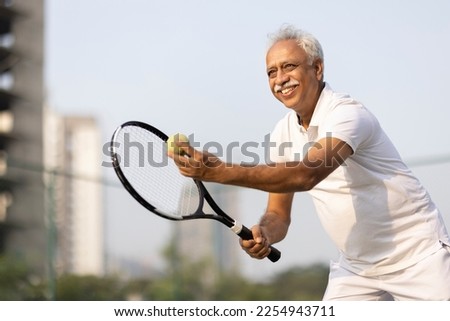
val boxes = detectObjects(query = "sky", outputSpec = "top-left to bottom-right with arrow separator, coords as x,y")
44,0 -> 450,279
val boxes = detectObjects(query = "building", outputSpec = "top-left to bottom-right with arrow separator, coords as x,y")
0,0 -> 47,283
44,110 -> 104,276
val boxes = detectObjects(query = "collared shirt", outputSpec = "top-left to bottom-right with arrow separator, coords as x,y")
269,83 -> 450,276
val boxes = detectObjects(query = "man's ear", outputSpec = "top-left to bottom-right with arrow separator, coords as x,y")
314,59 -> 324,81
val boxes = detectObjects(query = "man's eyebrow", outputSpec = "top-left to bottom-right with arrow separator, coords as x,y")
267,59 -> 302,71
266,60 -> 288,70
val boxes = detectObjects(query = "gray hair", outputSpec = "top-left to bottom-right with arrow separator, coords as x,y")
268,25 -> 324,64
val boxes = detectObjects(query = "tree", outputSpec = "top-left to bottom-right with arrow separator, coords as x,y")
0,255 -> 47,300
270,264 -> 329,300
55,274 -> 125,300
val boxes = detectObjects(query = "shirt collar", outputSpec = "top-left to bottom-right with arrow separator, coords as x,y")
308,82 -> 332,127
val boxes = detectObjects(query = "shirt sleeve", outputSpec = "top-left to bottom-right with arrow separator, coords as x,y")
321,104 -> 377,153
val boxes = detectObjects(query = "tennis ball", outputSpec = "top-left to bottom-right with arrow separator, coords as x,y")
167,133 -> 189,155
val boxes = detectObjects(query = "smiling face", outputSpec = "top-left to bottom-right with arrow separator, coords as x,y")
266,40 -> 324,124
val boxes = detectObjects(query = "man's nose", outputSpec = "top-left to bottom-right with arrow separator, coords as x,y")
275,70 -> 290,85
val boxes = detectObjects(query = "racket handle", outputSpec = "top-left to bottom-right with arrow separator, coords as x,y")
238,225 -> 281,263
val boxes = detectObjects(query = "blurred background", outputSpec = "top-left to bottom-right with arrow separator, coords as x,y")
0,0 -> 449,300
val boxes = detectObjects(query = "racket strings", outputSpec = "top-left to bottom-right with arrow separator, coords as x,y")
114,125 -> 200,219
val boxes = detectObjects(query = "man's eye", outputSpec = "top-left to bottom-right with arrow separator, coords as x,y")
267,70 -> 276,78
283,64 -> 298,71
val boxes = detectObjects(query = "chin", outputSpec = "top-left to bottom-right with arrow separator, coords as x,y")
281,99 -> 300,110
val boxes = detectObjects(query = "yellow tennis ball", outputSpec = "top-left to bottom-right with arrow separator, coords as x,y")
167,133 -> 189,155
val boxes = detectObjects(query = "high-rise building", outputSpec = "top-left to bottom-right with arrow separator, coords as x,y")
0,0 -> 47,282
44,110 -> 104,276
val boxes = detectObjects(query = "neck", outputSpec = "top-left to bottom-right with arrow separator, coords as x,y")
297,81 -> 325,129
297,113 -> 311,129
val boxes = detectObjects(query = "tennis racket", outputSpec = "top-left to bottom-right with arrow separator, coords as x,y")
110,121 -> 281,262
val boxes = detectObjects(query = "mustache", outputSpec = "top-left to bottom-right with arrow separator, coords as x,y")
274,80 -> 299,93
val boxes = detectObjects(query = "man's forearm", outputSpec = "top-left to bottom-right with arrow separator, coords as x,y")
218,162 -> 316,193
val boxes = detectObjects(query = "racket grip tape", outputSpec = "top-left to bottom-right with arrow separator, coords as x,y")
238,225 -> 281,263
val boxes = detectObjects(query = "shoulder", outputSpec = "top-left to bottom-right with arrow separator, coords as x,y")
320,84 -> 378,127
323,84 -> 364,113
318,85 -> 381,151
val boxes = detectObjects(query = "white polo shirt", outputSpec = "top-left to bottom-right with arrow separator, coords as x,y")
269,83 -> 450,276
